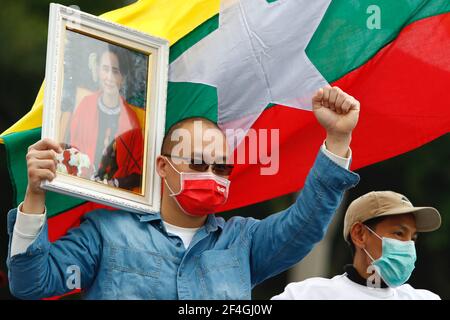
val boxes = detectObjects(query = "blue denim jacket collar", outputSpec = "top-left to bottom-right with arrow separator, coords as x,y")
137,211 -> 223,234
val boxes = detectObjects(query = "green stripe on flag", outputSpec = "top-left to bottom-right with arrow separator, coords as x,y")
169,15 -> 219,64
166,15 -> 220,131
3,128 -> 85,217
306,0 -> 450,82
166,83 -> 218,131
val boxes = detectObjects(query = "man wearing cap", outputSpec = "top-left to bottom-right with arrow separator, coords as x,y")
272,191 -> 442,300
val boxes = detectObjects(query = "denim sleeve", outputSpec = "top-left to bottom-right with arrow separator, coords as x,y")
6,209 -> 102,299
247,149 -> 360,287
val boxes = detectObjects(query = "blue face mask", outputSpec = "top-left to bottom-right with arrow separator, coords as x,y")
363,226 -> 417,288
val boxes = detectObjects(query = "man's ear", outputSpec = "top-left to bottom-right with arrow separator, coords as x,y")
350,222 -> 368,250
156,155 -> 167,178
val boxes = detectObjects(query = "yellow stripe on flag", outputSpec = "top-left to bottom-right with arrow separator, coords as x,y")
0,0 -> 220,143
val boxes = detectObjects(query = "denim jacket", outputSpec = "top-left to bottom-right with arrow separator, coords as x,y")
7,150 -> 359,299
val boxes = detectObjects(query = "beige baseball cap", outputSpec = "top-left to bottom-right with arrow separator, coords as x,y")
343,191 -> 441,243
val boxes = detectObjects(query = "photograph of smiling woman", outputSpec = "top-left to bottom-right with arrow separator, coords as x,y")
68,44 -> 144,192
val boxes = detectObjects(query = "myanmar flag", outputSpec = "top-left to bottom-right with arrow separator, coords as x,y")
1,0 -> 450,242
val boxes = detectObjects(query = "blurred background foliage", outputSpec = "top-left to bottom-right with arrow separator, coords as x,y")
0,0 -> 448,300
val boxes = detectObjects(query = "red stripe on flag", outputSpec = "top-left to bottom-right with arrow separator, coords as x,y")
220,13 -> 450,211
42,289 -> 81,300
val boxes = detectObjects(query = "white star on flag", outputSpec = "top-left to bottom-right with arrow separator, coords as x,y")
169,0 -> 331,146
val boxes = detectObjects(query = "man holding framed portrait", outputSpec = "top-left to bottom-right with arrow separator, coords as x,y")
6,4 -> 361,300
7,85 -> 361,299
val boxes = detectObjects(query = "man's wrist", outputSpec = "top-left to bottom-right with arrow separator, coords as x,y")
22,188 -> 46,215
325,133 -> 352,158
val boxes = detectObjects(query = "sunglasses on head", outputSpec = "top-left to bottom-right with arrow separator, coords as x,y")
162,154 -> 234,176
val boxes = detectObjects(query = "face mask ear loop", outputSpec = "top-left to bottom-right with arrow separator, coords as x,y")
363,225 -> 382,262
164,156 -> 182,175
163,156 -> 182,196
364,224 -> 383,241
363,248 -> 376,262
164,178 -> 177,197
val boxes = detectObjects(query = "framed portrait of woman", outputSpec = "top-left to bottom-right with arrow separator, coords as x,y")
41,4 -> 169,214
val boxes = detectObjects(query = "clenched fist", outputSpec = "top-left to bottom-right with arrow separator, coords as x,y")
312,86 -> 360,157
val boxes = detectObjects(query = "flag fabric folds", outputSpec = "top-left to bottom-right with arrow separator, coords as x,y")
1,0 -> 449,241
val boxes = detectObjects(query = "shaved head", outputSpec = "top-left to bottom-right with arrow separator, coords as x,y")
161,117 -> 223,156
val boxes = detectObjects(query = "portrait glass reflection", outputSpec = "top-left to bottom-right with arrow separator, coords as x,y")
57,29 -> 148,195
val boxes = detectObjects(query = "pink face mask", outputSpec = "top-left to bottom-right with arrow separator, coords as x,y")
164,159 -> 231,216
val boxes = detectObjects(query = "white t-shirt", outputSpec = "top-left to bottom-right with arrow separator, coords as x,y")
163,221 -> 200,249
271,274 -> 440,300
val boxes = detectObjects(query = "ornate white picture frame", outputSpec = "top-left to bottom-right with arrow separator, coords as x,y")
41,3 -> 169,214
